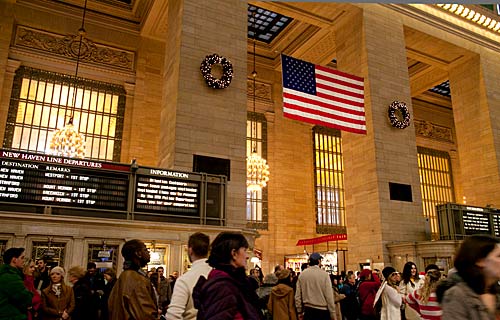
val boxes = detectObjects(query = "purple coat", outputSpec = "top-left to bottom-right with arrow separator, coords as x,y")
193,268 -> 263,320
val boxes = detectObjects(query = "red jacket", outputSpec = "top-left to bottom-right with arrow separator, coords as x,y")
23,275 -> 42,320
358,273 -> 381,316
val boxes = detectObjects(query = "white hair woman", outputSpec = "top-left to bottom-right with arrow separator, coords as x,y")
41,266 -> 75,320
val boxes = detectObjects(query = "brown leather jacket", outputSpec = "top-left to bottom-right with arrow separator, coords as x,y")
41,283 -> 75,320
108,269 -> 158,320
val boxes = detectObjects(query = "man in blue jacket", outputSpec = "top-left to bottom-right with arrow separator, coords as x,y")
0,247 -> 33,320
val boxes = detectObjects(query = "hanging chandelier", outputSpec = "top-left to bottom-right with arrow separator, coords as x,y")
49,117 -> 86,158
247,151 -> 270,191
246,11 -> 270,192
49,0 -> 88,158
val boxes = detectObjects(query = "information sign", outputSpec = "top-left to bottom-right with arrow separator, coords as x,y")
463,211 -> 492,235
134,168 -> 200,215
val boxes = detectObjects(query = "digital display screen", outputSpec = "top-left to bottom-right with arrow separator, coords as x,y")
463,211 -> 492,235
0,150 -> 129,211
493,213 -> 499,237
134,168 -> 200,215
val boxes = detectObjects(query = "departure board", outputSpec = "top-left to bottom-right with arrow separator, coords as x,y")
134,167 -> 200,215
493,212 -> 500,237
463,210 -> 492,235
0,150 -> 130,211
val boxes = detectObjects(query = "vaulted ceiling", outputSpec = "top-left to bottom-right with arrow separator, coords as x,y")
18,1 -> 492,110
246,2 -> 482,110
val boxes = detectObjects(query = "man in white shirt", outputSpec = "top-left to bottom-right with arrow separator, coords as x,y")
295,252 -> 337,320
165,232 -> 211,320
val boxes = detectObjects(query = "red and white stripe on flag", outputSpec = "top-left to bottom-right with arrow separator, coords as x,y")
281,54 -> 366,134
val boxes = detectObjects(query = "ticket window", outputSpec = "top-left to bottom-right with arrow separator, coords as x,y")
32,240 -> 66,268
182,245 -> 190,273
146,244 -> 169,274
322,252 -> 338,274
88,244 -> 119,271
285,256 -> 308,273
0,240 -> 7,264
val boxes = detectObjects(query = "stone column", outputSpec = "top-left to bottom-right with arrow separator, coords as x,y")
0,1 -> 15,137
123,38 -> 164,165
159,0 -> 248,227
449,52 -> 500,207
70,238 -> 85,267
334,6 -> 425,269
0,59 -> 21,145
120,82 -> 136,163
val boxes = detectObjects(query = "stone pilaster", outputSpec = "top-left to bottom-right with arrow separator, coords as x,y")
159,0 -> 248,227
0,0 -> 16,144
122,38 -> 164,165
450,53 -> 500,207
0,59 -> 21,145
334,6 -> 425,269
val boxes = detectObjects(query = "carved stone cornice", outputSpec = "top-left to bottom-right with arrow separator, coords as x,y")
247,79 -> 272,102
414,119 -> 453,143
14,25 -> 135,72
385,4 -> 500,54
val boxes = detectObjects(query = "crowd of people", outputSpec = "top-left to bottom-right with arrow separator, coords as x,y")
0,233 -> 498,320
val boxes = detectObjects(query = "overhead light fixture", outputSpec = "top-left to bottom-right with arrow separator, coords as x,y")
246,11 -> 270,192
49,0 -> 88,158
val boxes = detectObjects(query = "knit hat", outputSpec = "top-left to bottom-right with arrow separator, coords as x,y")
382,266 -> 396,279
263,273 -> 278,285
50,266 -> 65,277
359,269 -> 372,279
276,268 -> 291,280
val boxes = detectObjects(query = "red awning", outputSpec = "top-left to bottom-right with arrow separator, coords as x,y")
296,233 -> 347,246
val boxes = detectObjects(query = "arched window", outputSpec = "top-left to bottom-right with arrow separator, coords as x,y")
3,66 -> 126,161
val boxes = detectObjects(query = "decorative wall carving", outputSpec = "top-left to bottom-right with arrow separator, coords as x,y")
14,26 -> 135,71
247,79 -> 272,102
414,119 -> 453,143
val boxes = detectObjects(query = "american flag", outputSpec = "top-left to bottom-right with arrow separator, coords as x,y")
281,54 -> 366,134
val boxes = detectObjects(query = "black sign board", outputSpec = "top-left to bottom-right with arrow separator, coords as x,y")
493,213 -> 500,237
463,211 -> 492,235
437,203 -> 500,240
0,150 -> 129,211
134,168 -> 200,215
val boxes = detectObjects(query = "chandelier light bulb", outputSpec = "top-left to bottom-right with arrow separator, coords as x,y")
49,121 -> 86,158
246,152 -> 270,191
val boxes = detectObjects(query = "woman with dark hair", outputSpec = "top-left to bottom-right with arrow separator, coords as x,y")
399,262 -> 422,320
439,235 -> 500,320
193,232 -> 263,320
405,264 -> 442,320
